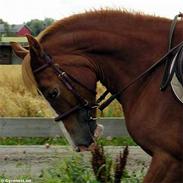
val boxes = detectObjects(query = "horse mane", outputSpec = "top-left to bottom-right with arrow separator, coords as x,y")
22,54 -> 38,93
37,9 -> 170,42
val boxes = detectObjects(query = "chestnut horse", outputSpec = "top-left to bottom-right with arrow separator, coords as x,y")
11,10 -> 183,183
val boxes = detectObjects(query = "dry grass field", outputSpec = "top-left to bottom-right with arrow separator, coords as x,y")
0,65 -> 122,117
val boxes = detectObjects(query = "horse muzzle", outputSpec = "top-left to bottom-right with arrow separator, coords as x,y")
75,124 -> 104,152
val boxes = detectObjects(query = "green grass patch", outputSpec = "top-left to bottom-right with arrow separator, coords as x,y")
0,137 -> 136,146
0,137 -> 67,145
97,137 -> 137,146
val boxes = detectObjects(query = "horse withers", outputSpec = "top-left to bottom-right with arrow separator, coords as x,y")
11,10 -> 183,183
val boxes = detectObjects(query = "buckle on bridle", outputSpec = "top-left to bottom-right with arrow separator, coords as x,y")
89,116 -> 98,121
58,72 -> 66,79
83,99 -> 89,107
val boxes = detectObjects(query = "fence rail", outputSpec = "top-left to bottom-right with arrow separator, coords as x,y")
0,117 -> 128,137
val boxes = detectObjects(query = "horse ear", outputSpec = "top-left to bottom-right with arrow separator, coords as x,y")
10,42 -> 28,59
26,34 -> 43,58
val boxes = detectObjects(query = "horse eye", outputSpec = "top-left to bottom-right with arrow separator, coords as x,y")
47,88 -> 59,99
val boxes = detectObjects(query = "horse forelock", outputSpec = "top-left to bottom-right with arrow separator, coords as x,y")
22,54 -> 38,93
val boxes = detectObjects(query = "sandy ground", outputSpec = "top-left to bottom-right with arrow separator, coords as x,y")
0,145 -> 151,178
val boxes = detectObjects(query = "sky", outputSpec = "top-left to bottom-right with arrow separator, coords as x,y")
0,0 -> 182,24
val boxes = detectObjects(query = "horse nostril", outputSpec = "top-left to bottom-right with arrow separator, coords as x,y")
47,88 -> 59,99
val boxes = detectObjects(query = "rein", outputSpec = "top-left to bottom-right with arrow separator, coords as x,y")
160,12 -> 183,90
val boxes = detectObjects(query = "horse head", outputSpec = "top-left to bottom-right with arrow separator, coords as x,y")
11,34 -> 103,152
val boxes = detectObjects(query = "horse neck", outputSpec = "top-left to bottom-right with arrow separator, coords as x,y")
73,15 -> 183,111
70,15 -> 171,103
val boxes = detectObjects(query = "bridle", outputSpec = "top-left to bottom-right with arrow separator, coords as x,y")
33,13 -> 183,122
33,53 -> 98,122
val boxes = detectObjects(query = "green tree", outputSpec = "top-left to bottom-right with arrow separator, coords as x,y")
26,18 -> 54,36
0,19 -> 10,36
44,18 -> 55,27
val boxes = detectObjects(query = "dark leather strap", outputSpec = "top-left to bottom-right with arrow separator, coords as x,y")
175,46 -> 183,84
33,54 -> 53,73
160,13 -> 183,90
55,104 -> 84,121
96,90 -> 109,103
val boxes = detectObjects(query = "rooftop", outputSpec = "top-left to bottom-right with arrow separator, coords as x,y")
0,24 -> 31,33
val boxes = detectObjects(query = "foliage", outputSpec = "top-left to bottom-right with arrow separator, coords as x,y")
114,146 -> 128,183
0,168 -> 145,183
0,19 -> 7,24
0,146 -> 145,183
0,18 -> 10,36
90,145 -> 129,183
26,18 -> 55,36
91,145 -> 113,182
38,155 -> 98,183
35,145 -> 144,183
92,146 -> 107,182
0,65 -> 123,117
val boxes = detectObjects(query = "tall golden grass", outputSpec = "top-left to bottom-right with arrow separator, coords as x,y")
0,65 -> 122,117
